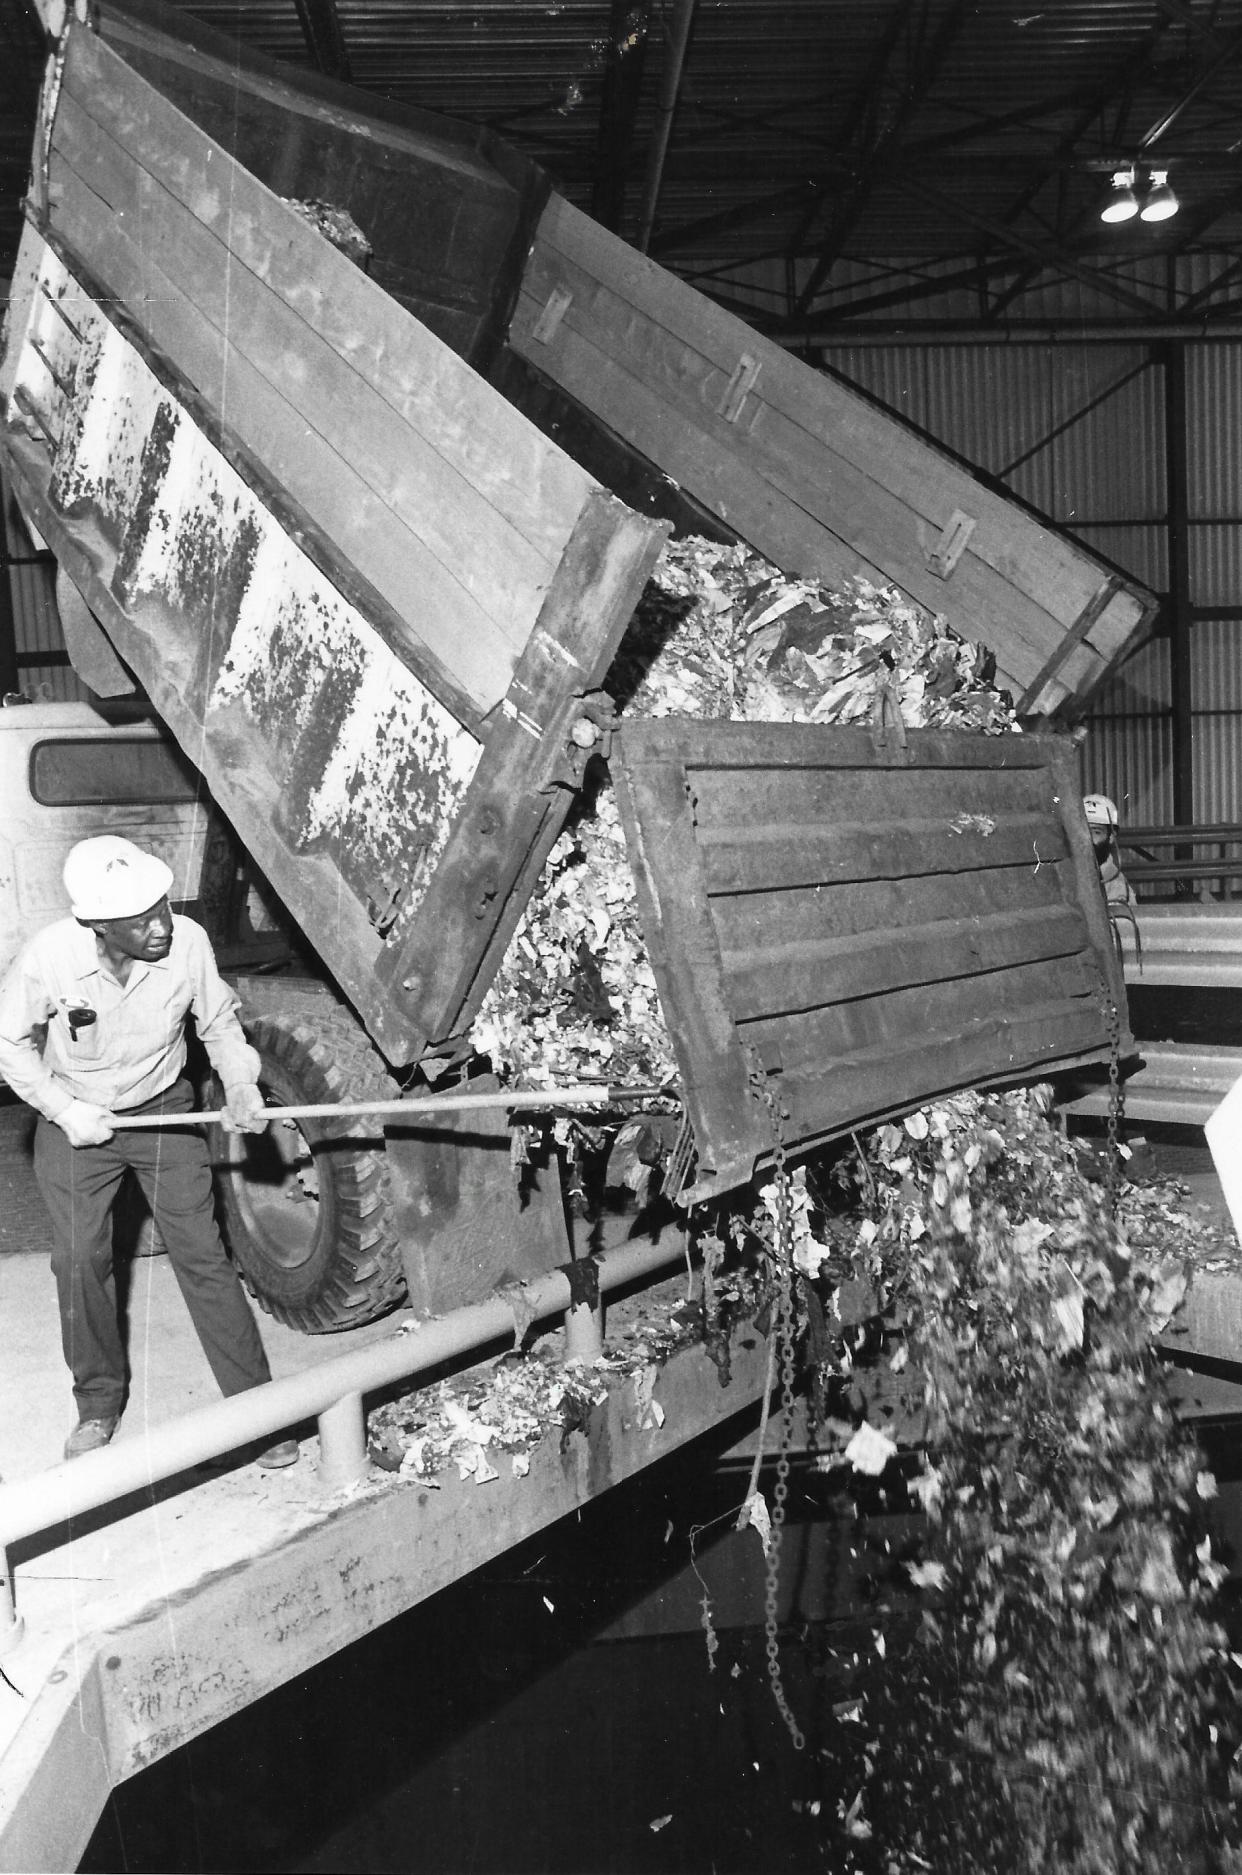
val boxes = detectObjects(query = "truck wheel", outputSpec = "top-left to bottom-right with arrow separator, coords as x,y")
213,1008 -> 406,1334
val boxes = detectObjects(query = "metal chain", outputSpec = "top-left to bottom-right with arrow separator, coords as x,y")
1103,992 -> 1124,1218
747,1054 -> 806,1752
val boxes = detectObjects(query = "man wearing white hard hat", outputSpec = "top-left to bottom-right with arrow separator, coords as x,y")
0,836 -> 297,1465
1083,794 -> 1134,906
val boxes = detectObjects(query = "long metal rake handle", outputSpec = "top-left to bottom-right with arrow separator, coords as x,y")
109,1085 -> 673,1130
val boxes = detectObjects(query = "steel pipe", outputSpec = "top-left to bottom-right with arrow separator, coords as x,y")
317,1391 -> 367,1490
636,0 -> 696,253
777,324 -> 1242,348
0,1233 -> 687,1585
110,1085 -> 672,1131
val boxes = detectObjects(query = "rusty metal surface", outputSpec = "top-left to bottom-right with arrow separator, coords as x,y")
0,10 -> 666,1065
613,719 -> 1133,1202
0,1306 -> 771,1873
2,198 -> 662,1063
2,233 -> 484,1056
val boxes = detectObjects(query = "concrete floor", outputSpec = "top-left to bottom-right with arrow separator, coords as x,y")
0,1099 -> 404,1485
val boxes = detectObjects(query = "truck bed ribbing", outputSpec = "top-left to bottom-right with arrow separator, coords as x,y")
109,1085 -> 675,1129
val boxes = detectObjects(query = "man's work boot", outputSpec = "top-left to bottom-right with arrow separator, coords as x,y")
64,1416 -> 119,1460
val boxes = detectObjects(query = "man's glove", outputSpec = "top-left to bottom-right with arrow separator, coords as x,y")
57,1099 -> 117,1148
221,1082 -> 269,1134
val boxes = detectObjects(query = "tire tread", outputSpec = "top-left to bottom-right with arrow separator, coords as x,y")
219,1005 -> 406,1335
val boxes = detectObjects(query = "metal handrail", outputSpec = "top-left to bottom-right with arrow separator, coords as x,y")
1128,860 -> 1242,881
1113,824 -> 1242,896
1120,824 -> 1242,846
0,1232 -> 689,1649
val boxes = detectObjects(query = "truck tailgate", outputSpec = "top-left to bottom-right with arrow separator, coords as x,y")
612,719 -> 1131,1203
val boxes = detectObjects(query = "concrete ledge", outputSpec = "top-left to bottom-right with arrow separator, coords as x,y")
0,1302 -> 771,1873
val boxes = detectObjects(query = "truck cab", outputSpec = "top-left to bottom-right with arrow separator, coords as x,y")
0,700 -> 219,979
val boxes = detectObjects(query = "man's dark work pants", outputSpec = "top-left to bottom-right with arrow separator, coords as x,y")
33,1079 -> 272,1420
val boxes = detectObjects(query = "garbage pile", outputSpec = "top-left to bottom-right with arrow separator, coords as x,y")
470,536 -> 1018,1089
282,197 -> 373,268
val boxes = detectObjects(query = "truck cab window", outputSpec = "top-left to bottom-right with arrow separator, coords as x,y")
30,738 -> 200,808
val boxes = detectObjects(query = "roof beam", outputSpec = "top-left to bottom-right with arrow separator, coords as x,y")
1159,178 -> 1242,262
1152,0 -> 1220,43
1176,248 -> 1242,318
892,14 -> 1187,329
629,89 -> 840,162
895,175 -> 1166,318
784,0 -> 918,264
1139,24 -> 1242,152
591,0 -> 650,232
790,0 -> 974,323
291,0 -> 352,82
649,179 -> 824,258
900,83 -> 1147,162
776,253 -> 1032,329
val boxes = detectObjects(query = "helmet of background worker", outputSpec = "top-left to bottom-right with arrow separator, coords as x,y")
63,836 -> 174,922
1082,794 -> 1120,833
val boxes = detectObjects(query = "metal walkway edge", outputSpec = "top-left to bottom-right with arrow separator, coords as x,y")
1066,1042 -> 1241,1127
0,1290 -> 771,1873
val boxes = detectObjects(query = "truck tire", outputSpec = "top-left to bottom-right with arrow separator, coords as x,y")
213,1007 -> 407,1334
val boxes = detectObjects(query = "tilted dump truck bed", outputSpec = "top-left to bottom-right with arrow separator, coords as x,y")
0,0 -> 1141,1199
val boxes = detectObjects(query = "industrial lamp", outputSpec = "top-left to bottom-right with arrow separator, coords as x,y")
1140,169 -> 1179,221
1100,166 -> 1139,223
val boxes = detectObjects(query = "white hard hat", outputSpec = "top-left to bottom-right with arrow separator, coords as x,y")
64,837 -> 174,921
1082,794 -> 1119,830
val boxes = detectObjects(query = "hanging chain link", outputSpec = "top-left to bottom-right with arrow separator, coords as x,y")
1103,991 -> 1125,1219
747,1053 -> 806,1752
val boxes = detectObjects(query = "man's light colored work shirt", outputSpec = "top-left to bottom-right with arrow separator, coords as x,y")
0,914 -> 261,1120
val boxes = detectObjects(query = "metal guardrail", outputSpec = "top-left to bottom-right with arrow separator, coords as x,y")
1115,904 -> 1242,985
1067,1044 -> 1241,1127
1119,823 -> 1242,897
1066,896 -> 1242,1125
0,1232 -> 686,1652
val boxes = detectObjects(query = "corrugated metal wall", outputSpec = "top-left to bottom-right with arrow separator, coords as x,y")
823,335 -> 1242,834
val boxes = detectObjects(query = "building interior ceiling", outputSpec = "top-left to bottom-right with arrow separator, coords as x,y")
5,0 -> 1242,338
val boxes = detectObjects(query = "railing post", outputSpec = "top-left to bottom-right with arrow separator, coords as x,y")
565,1297 -> 604,1363
317,1392 -> 368,1490
0,1548 -> 24,1655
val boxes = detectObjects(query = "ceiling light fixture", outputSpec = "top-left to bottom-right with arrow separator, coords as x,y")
1140,168 -> 1179,221
1100,166 -> 1139,223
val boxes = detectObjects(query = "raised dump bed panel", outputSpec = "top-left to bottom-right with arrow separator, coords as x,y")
0,19 -> 666,1065
506,197 -> 1156,716
68,0 -> 1155,724
92,0 -> 548,364
614,720 -> 1133,1201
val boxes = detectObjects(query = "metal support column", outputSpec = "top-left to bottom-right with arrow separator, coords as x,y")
1163,339 -> 1195,826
